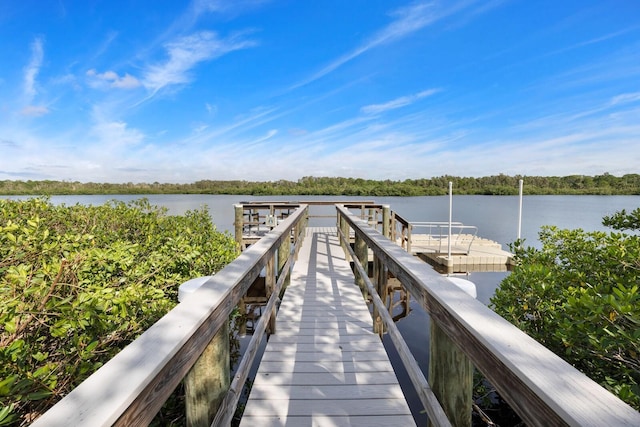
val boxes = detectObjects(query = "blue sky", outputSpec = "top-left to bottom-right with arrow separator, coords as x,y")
1,0 -> 639,183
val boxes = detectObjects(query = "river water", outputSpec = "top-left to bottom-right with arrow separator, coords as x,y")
7,193 -> 640,424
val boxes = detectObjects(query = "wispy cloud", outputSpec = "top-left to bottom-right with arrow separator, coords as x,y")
193,0 -> 269,16
91,31 -> 119,61
19,37 -> 51,117
87,69 -> 141,89
291,2 -> 442,89
0,139 -> 19,148
23,37 -> 44,102
161,0 -> 268,40
610,91 -> 640,106
90,107 -> 145,148
142,30 -> 257,98
361,88 -> 441,114
20,105 -> 50,116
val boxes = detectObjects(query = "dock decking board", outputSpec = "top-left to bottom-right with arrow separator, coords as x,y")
240,228 -> 416,426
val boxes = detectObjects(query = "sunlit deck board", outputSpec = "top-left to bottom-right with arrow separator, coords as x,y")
240,227 -> 416,426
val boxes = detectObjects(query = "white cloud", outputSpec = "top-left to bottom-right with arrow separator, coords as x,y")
361,89 -> 441,114
142,31 -> 257,96
23,37 -> 44,102
90,107 -> 145,148
92,120 -> 145,146
205,103 -> 217,114
193,0 -> 268,15
610,91 -> 640,105
292,2 -> 442,89
20,105 -> 50,116
86,69 -> 141,89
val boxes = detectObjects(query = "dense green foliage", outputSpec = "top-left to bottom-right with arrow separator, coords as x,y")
491,209 -> 640,410
1,173 -> 639,196
0,198 -> 238,426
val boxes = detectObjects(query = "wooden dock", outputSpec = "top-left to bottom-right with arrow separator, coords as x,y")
240,227 -> 416,426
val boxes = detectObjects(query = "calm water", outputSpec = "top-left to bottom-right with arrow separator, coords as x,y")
6,194 -> 640,424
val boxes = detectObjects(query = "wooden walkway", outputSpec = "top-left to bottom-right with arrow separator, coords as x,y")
240,227 -> 416,426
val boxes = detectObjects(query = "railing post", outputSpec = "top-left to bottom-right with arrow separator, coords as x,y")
266,254 -> 276,334
184,322 -> 230,427
382,205 -> 390,239
278,233 -> 290,296
372,256 -> 387,336
391,212 -> 397,243
177,278 -> 231,427
339,212 -> 351,263
234,204 -> 243,251
429,321 -> 473,427
354,232 -> 368,300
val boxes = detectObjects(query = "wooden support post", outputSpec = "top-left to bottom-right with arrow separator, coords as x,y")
372,256 -> 387,336
354,233 -> 368,300
368,208 -> 375,227
339,214 -> 351,263
237,297 -> 247,336
278,235 -> 290,297
429,320 -> 473,427
265,254 -> 276,334
382,205 -> 390,239
184,321 -> 230,427
234,204 -> 243,251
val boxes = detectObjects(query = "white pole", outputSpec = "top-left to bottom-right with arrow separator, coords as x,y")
517,179 -> 523,240
448,181 -> 452,260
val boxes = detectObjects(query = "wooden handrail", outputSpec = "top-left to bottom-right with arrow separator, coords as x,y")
337,224 -> 452,427
336,205 -> 640,427
31,205 -> 309,427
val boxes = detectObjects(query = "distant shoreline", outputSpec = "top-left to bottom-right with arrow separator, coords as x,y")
1,174 -> 639,196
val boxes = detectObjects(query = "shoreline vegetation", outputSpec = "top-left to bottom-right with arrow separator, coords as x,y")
1,173 -> 640,196
0,198 -> 238,425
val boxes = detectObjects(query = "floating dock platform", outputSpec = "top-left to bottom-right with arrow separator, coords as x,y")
404,233 -> 514,272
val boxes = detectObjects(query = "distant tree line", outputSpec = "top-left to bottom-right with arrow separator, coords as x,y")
1,173 -> 639,196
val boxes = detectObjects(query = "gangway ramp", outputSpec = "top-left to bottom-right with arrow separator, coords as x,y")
240,227 -> 415,426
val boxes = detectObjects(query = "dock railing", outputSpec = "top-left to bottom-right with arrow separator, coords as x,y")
31,205 -> 309,427
336,204 -> 640,427
409,221 -> 478,255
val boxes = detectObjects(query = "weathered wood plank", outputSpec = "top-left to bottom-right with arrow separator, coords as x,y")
247,383 -> 403,399
256,360 -> 395,374
267,334 -> 381,345
239,414 -> 416,427
263,340 -> 384,354
253,371 -> 402,386
260,349 -> 391,363
272,324 -> 373,337
243,398 -> 413,417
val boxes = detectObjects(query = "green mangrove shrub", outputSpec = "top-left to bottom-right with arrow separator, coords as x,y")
491,208 -> 640,410
0,198 -> 238,425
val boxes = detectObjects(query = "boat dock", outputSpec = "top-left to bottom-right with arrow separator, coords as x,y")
240,228 -> 415,426
393,220 -> 514,272
408,233 -> 514,271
